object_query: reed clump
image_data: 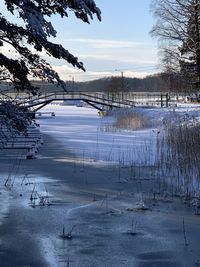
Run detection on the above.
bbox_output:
[157,115,200,199]
[111,109,151,131]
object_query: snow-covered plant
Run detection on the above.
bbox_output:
[0,0,101,93]
[0,101,31,133]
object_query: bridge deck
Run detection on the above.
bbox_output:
[1,91,171,111]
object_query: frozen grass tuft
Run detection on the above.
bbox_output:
[109,108,152,131]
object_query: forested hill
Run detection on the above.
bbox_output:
[0,73,193,93]
[63,73,192,93]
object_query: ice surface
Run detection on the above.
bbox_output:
[38,105,158,166]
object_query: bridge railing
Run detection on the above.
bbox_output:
[4,91,173,108]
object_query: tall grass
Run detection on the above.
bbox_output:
[157,116,200,199]
[109,108,152,131]
[101,107,200,199]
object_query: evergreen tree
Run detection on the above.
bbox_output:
[0,0,101,93]
[0,0,101,135]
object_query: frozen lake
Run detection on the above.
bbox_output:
[0,103,200,267]
[38,105,157,166]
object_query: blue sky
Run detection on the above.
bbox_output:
[1,0,159,81]
[51,0,158,81]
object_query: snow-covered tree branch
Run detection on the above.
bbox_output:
[0,0,101,93]
[0,0,101,135]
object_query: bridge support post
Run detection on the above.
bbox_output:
[161,94,163,107]
[166,93,169,108]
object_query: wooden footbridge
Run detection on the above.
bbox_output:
[6,91,171,112]
[0,90,172,155]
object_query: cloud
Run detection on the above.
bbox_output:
[1,36,158,82]
[78,53,157,65]
[51,64,157,82]
[53,64,83,75]
[79,53,113,59]
[64,38,140,49]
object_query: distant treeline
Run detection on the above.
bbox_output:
[75,73,192,93]
[0,72,194,93]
